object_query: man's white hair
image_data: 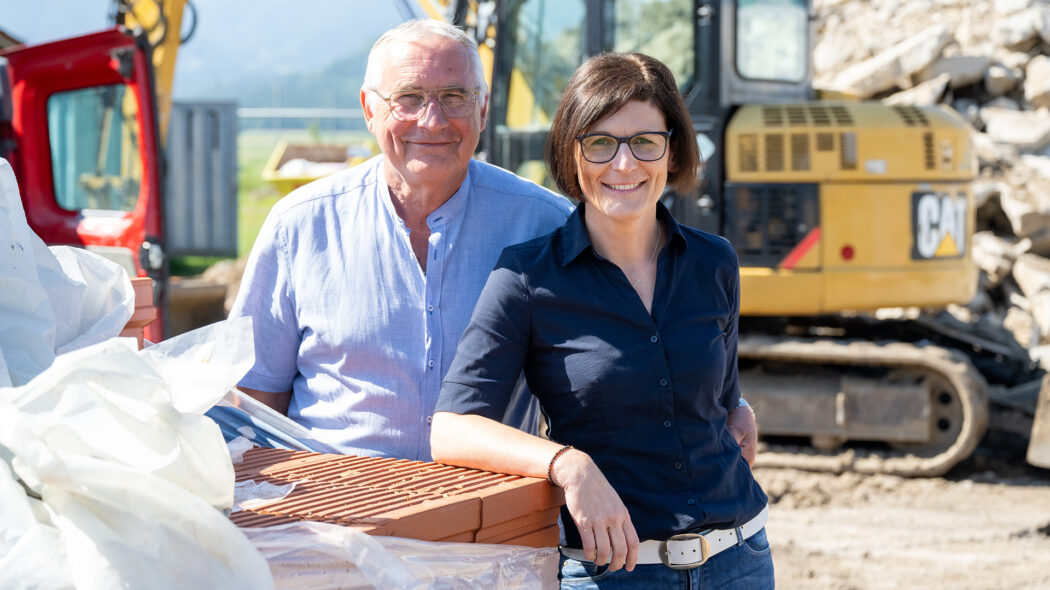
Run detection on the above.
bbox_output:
[362,19,488,101]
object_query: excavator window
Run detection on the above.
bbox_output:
[47,83,142,212]
[504,0,585,130]
[610,0,694,91]
[736,0,808,82]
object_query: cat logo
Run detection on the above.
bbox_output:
[912,191,967,260]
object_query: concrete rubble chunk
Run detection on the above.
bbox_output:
[1004,305,1041,348]
[1040,4,1050,45]
[997,49,1034,71]
[973,231,1022,287]
[972,179,1007,209]
[918,55,993,88]
[994,0,1038,15]
[984,96,1022,111]
[984,63,1022,96]
[1013,253,1050,298]
[884,73,951,106]
[980,107,1050,151]
[954,98,982,126]
[1001,187,1050,246]
[1025,55,1050,109]
[1030,291,1050,342]
[971,130,1017,166]
[1021,154,1050,179]
[813,34,862,75]
[993,7,1043,49]
[829,25,953,98]
[1004,279,1032,310]
[1030,344,1050,368]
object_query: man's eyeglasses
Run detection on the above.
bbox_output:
[576,130,673,164]
[372,86,479,121]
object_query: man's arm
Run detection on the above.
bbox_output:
[238,387,292,416]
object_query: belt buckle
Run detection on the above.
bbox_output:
[659,533,710,570]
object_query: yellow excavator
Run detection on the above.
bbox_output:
[426,0,1050,475]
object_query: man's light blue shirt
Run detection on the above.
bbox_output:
[229,156,572,461]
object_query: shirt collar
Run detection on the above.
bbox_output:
[375,155,472,229]
[427,162,472,227]
[557,200,688,267]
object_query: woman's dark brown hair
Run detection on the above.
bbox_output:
[545,52,699,201]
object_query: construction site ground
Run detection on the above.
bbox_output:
[755,437,1050,589]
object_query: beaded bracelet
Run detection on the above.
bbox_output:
[546,444,574,485]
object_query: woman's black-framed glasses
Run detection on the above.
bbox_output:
[371,86,479,121]
[576,129,673,163]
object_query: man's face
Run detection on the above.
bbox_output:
[362,37,487,189]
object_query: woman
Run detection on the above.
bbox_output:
[431,52,772,588]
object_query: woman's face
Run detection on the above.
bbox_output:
[574,99,671,226]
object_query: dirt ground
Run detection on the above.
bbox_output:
[754,438,1050,589]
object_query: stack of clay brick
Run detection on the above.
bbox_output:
[230,447,564,547]
[120,277,157,349]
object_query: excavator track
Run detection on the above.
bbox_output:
[739,336,989,477]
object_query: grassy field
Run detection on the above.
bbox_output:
[170,129,372,275]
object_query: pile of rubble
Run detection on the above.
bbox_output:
[815,0,1050,369]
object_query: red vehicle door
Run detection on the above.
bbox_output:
[1,27,166,341]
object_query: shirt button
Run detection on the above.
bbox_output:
[650,335,659,343]
[427,305,434,312]
[428,360,435,368]
[659,378,668,387]
[674,461,683,469]
[426,416,433,425]
[687,498,696,505]
[663,420,672,428]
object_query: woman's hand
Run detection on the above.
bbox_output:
[550,449,639,572]
[727,404,758,466]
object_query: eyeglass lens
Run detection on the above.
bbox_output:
[579,132,669,163]
[388,88,476,120]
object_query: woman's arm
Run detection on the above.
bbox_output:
[431,412,639,572]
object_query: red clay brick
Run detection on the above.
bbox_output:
[232,448,564,546]
[475,507,562,543]
[499,525,562,548]
[120,277,157,349]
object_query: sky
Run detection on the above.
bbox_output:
[0,0,406,99]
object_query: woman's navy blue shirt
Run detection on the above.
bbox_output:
[436,203,767,546]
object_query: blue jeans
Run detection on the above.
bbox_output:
[558,528,774,589]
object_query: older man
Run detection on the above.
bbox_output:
[230,19,757,462]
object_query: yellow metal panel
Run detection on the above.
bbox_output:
[740,268,824,316]
[822,265,977,310]
[740,179,976,315]
[506,68,549,128]
[725,102,976,185]
[820,182,972,269]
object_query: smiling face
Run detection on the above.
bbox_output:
[575,99,671,226]
[362,36,487,192]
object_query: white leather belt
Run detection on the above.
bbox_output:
[561,505,769,570]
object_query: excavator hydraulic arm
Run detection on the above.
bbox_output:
[112,0,193,143]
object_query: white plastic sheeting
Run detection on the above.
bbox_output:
[0,157,134,388]
[244,522,560,590]
[0,319,275,590]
